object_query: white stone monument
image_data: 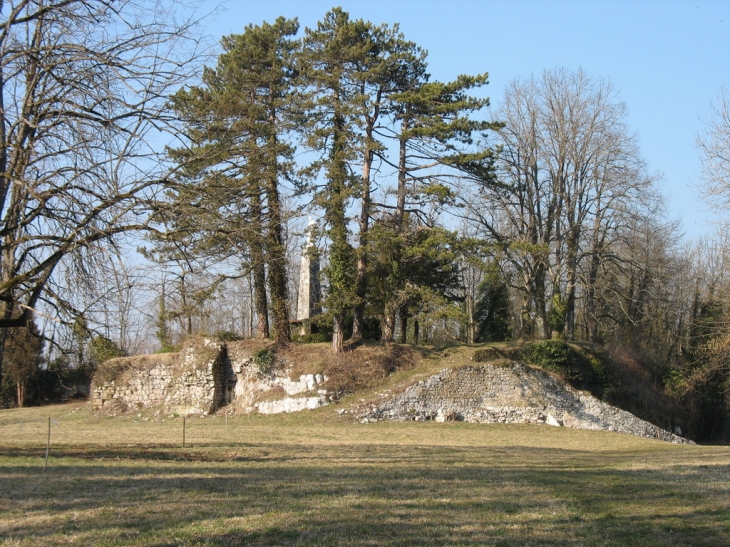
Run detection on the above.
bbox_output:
[296,219,321,334]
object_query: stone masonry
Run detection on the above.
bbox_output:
[92,339,692,443]
[92,338,228,415]
[92,338,330,416]
[360,363,692,444]
[226,342,329,414]
[296,218,322,334]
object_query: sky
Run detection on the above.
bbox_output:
[195,0,730,241]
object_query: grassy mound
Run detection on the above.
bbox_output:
[280,342,422,398]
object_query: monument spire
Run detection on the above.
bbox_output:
[296,218,321,334]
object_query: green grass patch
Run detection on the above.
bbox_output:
[0,403,728,546]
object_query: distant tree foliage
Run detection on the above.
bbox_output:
[473,265,512,343]
[698,87,730,223]
[466,68,657,342]
[2,321,43,407]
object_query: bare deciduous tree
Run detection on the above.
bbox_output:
[698,87,730,220]
[467,68,658,340]
[0,0,205,385]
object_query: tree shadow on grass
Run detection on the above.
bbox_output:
[0,444,728,546]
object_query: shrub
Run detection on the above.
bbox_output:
[525,340,609,397]
[254,346,276,375]
[525,340,571,372]
[291,332,329,344]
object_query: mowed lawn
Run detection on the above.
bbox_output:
[0,404,728,546]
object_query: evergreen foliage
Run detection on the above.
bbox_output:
[473,265,512,342]
[1,322,44,407]
[160,17,300,345]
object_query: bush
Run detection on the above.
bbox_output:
[525,340,608,397]
[525,340,571,372]
[291,332,329,344]
[254,346,276,375]
[215,330,241,342]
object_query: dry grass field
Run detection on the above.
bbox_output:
[0,402,728,546]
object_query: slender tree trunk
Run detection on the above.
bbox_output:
[327,101,352,354]
[265,125,290,345]
[395,117,409,230]
[16,382,23,408]
[352,147,373,340]
[250,195,270,339]
[0,306,8,391]
[533,262,549,340]
[413,318,420,345]
[381,309,396,342]
[400,311,408,344]
[252,260,269,339]
[352,92,381,341]
[248,276,255,338]
[564,228,579,340]
[179,274,193,336]
[379,118,409,346]
[466,294,475,344]
[585,242,602,343]
[520,298,533,339]
[586,257,600,343]
[332,314,345,354]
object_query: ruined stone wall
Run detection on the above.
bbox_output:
[361,363,691,444]
[226,342,329,414]
[91,339,330,416]
[91,340,689,444]
[92,338,227,415]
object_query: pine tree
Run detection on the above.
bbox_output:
[164,18,300,344]
[299,9,372,352]
[373,70,501,340]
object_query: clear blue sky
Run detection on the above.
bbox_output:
[196,0,730,240]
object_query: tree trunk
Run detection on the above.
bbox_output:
[326,93,354,353]
[352,91,381,341]
[265,181,290,344]
[332,314,345,353]
[250,195,270,339]
[395,116,409,230]
[378,118,409,346]
[266,112,290,345]
[0,308,8,391]
[381,309,396,342]
[465,293,475,344]
[252,260,269,339]
[352,147,373,340]
[586,244,602,343]
[413,318,420,345]
[533,262,549,340]
[564,282,576,340]
[399,311,408,344]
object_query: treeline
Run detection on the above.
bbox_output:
[143,9,670,353]
[1,4,729,442]
[147,9,499,353]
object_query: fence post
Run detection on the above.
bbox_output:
[43,417,51,472]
